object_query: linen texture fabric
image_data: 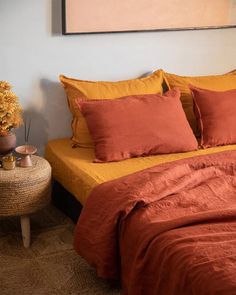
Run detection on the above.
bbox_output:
[190,85,236,148]
[77,89,198,162]
[164,70,236,135]
[60,70,164,148]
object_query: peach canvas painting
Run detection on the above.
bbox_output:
[62,0,236,34]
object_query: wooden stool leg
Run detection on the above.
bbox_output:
[20,215,31,248]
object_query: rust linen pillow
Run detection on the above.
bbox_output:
[76,89,198,163]
[164,70,236,135]
[59,70,164,148]
[190,85,236,148]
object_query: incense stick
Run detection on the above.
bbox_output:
[24,117,27,143]
[24,116,31,144]
[26,117,31,143]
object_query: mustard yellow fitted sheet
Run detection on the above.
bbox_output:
[45,138,236,205]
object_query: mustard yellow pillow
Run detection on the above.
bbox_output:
[60,70,165,148]
[164,70,236,135]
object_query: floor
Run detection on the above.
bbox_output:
[0,205,121,295]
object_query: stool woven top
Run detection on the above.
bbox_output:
[0,156,52,217]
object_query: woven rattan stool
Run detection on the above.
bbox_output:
[0,156,51,248]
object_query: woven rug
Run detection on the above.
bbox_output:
[0,205,121,295]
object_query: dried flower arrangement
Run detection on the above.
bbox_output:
[0,81,23,136]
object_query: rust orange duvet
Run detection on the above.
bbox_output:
[74,150,236,295]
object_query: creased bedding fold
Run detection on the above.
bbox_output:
[74,150,236,295]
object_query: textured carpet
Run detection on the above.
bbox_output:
[0,205,121,295]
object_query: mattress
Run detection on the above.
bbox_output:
[45,138,236,205]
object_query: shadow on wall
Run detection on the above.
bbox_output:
[51,0,62,35]
[16,110,48,155]
[17,79,72,156]
[40,78,72,143]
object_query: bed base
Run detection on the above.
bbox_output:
[51,180,82,223]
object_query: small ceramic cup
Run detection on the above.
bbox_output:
[2,155,16,170]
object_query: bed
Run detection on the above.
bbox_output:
[47,69,236,294]
[46,141,236,294]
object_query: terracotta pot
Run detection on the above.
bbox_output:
[0,133,17,155]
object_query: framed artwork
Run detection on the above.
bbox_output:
[62,0,236,34]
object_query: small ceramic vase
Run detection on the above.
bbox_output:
[0,132,16,155]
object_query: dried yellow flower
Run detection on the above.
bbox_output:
[0,81,23,136]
